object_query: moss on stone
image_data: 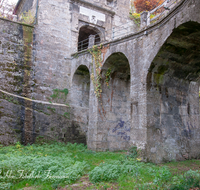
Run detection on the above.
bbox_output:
[157,65,169,75]
[153,73,164,85]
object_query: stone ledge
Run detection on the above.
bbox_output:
[70,0,115,16]
[0,17,34,28]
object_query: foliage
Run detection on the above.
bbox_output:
[150,14,156,19]
[0,182,12,190]
[169,170,200,190]
[63,112,70,119]
[47,107,56,113]
[50,88,68,100]
[129,13,141,26]
[0,142,199,189]
[125,146,138,159]
[89,159,170,183]
[133,0,164,13]
[0,142,89,187]
[20,10,35,25]
[88,45,113,100]
[89,45,103,99]
[47,88,70,120]
[0,142,123,189]
[105,68,112,87]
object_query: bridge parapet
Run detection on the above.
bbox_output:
[142,0,183,27]
[71,0,200,163]
[75,0,185,53]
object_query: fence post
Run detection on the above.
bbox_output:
[112,27,115,40]
[88,35,95,48]
[140,11,150,28]
[81,41,83,51]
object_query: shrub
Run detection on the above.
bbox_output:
[169,170,200,190]
[0,142,89,185]
[89,160,164,183]
[129,13,141,26]
[133,0,164,13]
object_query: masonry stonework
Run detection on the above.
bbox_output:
[71,0,200,162]
[0,0,200,163]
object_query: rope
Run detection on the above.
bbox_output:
[0,89,69,107]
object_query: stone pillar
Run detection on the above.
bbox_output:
[140,11,150,28]
[88,35,95,48]
[22,26,34,145]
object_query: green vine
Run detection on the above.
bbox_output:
[88,45,103,99]
[129,12,141,26]
[105,68,112,87]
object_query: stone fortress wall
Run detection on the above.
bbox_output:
[0,0,200,163]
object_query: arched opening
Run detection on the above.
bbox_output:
[98,52,131,150]
[69,65,90,145]
[78,26,101,51]
[72,65,90,107]
[146,21,200,163]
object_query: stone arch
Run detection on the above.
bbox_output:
[72,65,90,107]
[97,52,131,151]
[102,46,134,79]
[78,25,101,51]
[146,21,200,163]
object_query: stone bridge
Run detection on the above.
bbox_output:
[70,0,200,163]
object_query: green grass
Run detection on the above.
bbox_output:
[0,142,199,190]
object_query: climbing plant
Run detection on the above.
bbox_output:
[129,12,141,26]
[88,45,103,99]
[105,68,112,87]
[88,45,113,100]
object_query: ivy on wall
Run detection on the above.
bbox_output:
[88,45,103,99]
[88,45,112,100]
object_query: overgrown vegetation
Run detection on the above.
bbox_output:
[105,67,112,87]
[89,45,103,99]
[50,88,69,102]
[129,0,164,26]
[0,0,35,25]
[20,10,35,25]
[0,142,199,190]
[129,12,141,26]
[47,88,70,118]
[88,45,113,99]
[132,0,165,13]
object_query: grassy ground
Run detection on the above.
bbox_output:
[0,141,199,190]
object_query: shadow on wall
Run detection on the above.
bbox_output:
[72,65,90,107]
[97,52,131,151]
[146,21,200,163]
[78,25,101,51]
